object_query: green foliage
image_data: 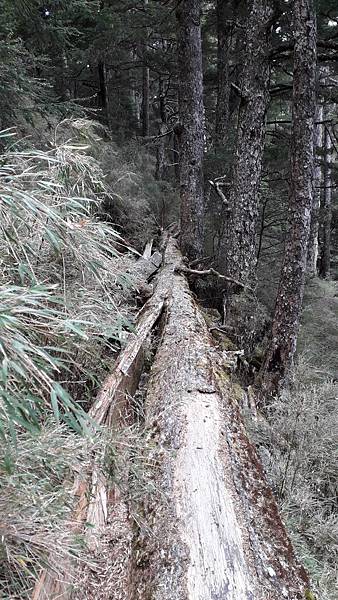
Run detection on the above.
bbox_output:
[98,138,179,248]
[0,121,135,438]
[0,37,51,130]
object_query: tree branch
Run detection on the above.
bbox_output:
[176,266,253,292]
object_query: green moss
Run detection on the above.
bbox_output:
[210,330,237,351]
[214,366,230,384]
[231,383,244,403]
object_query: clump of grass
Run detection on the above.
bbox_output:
[298,278,338,383]
[251,377,338,599]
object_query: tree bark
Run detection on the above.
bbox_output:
[142,0,150,137]
[319,123,333,278]
[307,102,323,276]
[33,240,311,599]
[218,0,273,286]
[131,238,309,599]
[176,0,205,261]
[259,0,317,396]
[214,0,235,149]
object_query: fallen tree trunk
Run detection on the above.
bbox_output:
[32,247,167,600]
[131,238,309,599]
[34,239,310,600]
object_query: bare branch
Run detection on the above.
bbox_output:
[176,266,254,292]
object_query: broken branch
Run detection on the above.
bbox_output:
[176,266,254,292]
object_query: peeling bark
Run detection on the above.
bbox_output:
[131,239,308,600]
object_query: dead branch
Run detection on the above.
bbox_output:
[142,239,154,259]
[208,178,231,209]
[177,265,254,292]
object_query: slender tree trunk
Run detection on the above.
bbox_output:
[142,0,150,137]
[259,0,317,397]
[218,0,273,285]
[319,123,333,278]
[307,103,323,276]
[141,61,150,137]
[155,76,167,180]
[98,60,107,110]
[214,0,235,149]
[155,123,166,180]
[98,2,108,120]
[173,132,180,183]
[55,50,71,101]
[176,0,205,261]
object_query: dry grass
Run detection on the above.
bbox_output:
[245,278,338,599]
[0,120,144,597]
[0,423,95,598]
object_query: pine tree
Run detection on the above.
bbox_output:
[176,0,205,260]
[259,0,317,396]
[218,0,275,286]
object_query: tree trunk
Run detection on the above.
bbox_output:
[97,1,108,117]
[98,60,107,111]
[307,103,323,276]
[218,0,273,286]
[142,0,150,137]
[55,50,71,102]
[258,0,317,396]
[319,123,333,278]
[214,0,235,149]
[176,0,205,261]
[33,240,311,599]
[155,77,167,180]
[131,238,309,599]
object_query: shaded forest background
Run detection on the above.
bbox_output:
[0,1,337,598]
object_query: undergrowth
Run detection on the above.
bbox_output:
[0,119,151,597]
[246,278,338,599]
[0,122,138,431]
[0,424,93,598]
